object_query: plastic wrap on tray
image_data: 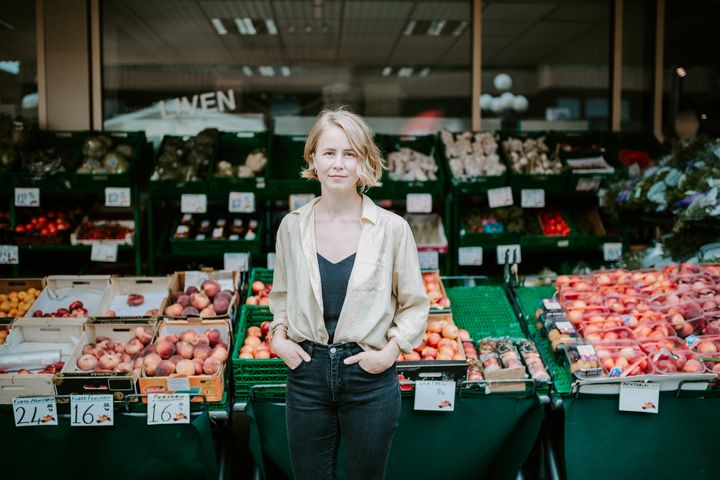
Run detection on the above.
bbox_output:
[649,349,708,375]
[517,340,550,382]
[589,340,653,377]
[544,315,580,352]
[565,343,602,378]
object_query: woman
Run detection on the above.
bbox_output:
[269,107,430,480]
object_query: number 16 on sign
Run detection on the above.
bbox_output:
[148,393,190,425]
[71,394,113,427]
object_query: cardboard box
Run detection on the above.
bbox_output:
[138,318,231,402]
[26,275,110,320]
[163,270,239,321]
[55,319,158,399]
[95,276,172,320]
[405,214,449,253]
[0,317,85,404]
[0,278,45,324]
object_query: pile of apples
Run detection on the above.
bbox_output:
[246,281,271,306]
[0,287,40,318]
[14,210,73,237]
[237,321,275,359]
[164,279,233,318]
[32,300,88,318]
[397,318,468,361]
[423,272,450,309]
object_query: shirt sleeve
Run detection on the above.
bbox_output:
[387,220,430,354]
[269,218,289,337]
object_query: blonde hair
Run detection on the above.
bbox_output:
[301,107,385,191]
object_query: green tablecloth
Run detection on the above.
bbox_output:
[248,392,543,480]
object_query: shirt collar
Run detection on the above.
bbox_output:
[291,193,378,225]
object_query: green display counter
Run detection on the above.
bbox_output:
[247,389,544,480]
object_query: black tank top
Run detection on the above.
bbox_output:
[317,252,356,343]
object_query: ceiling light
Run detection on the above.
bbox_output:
[265,19,278,35]
[676,67,687,77]
[453,21,468,36]
[259,66,275,77]
[398,67,413,77]
[419,67,431,77]
[427,20,446,36]
[403,20,416,35]
[235,18,257,35]
[280,66,291,77]
[242,66,253,76]
[211,18,228,35]
[382,67,392,77]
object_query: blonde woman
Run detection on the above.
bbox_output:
[269,107,429,479]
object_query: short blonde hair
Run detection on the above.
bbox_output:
[301,107,385,191]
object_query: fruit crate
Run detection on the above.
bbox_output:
[266,134,320,198]
[148,134,216,195]
[551,131,615,193]
[209,131,270,196]
[245,267,273,311]
[519,210,576,251]
[458,207,524,248]
[438,130,509,194]
[371,134,445,199]
[447,285,524,340]
[68,130,147,188]
[231,307,286,401]
[514,285,573,394]
[497,131,567,194]
[13,131,88,191]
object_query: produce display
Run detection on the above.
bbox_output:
[32,299,88,318]
[464,341,483,380]
[689,336,720,377]
[387,148,438,181]
[237,321,275,359]
[74,327,153,375]
[20,147,72,177]
[76,135,133,174]
[173,214,258,241]
[215,148,267,178]
[422,272,450,309]
[397,317,467,362]
[74,220,133,242]
[464,207,539,235]
[141,327,229,377]
[477,338,551,383]
[502,137,562,174]
[0,287,40,319]
[9,361,65,375]
[0,325,8,344]
[246,280,271,306]
[405,214,446,249]
[14,208,78,243]
[164,279,233,318]
[151,128,219,181]
[540,211,571,236]
[441,130,506,180]
[590,340,653,377]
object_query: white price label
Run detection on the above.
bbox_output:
[496,244,521,264]
[557,240,570,248]
[458,247,483,266]
[289,194,315,212]
[228,192,255,213]
[521,189,545,208]
[487,187,513,208]
[603,242,623,262]
[406,194,432,213]
[414,380,456,412]
[181,194,207,214]
[224,252,250,272]
[105,187,131,207]
[619,382,660,414]
[91,242,118,262]
[70,395,114,427]
[147,394,190,425]
[267,252,276,269]
[13,397,57,427]
[418,251,439,270]
[256,177,266,189]
[0,245,19,264]
[576,177,601,192]
[14,188,40,207]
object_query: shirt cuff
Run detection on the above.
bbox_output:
[269,320,288,338]
[388,331,414,355]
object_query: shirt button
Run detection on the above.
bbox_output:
[329,347,337,354]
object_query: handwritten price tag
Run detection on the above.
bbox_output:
[147,394,190,425]
[105,187,131,207]
[496,244,521,264]
[521,189,545,208]
[91,243,118,262]
[619,382,660,414]
[71,395,113,427]
[13,397,57,427]
[15,188,40,207]
[181,194,207,214]
[603,242,623,262]
[414,380,456,412]
[418,251,439,270]
[289,194,315,212]
[228,192,255,213]
[406,194,432,213]
[458,247,483,266]
[0,245,19,264]
[487,187,513,208]
[224,252,250,272]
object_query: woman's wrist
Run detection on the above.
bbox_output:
[380,338,400,365]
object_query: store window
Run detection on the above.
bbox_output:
[480,0,611,131]
[621,0,655,132]
[102,0,471,138]
[0,0,37,121]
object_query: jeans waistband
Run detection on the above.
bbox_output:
[299,340,363,356]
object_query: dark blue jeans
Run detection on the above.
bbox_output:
[285,341,401,480]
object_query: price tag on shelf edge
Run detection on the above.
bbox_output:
[0,245,19,264]
[70,394,114,427]
[14,188,40,207]
[576,177,601,192]
[603,242,623,262]
[104,187,131,207]
[147,393,190,425]
[406,193,432,213]
[458,247,483,266]
[228,192,255,213]
[414,380,456,412]
[91,242,118,262]
[181,194,207,214]
[13,397,57,427]
[224,252,250,272]
[496,244,521,264]
[289,194,315,212]
[619,382,659,414]
[418,250,439,270]
[520,189,545,208]
[487,187,513,208]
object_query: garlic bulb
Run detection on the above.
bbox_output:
[503,137,562,175]
[442,130,506,180]
[387,148,438,181]
[216,148,267,177]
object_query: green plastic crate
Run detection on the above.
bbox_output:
[551,131,615,193]
[267,134,320,198]
[497,131,567,194]
[149,134,216,195]
[69,130,147,188]
[209,131,270,195]
[447,285,524,339]
[13,131,88,191]
[245,267,273,312]
[439,130,509,194]
[519,210,575,251]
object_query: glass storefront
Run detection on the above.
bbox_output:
[0,0,37,121]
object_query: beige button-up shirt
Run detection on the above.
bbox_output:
[269,194,430,354]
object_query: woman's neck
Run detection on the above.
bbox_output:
[316,189,362,221]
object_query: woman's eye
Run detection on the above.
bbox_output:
[323,151,333,156]
[345,152,356,158]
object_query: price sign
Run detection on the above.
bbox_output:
[487,187,513,208]
[406,194,432,213]
[71,395,113,427]
[13,397,57,427]
[418,251,439,270]
[458,246,483,266]
[224,252,250,272]
[267,252,276,270]
[181,194,207,214]
[105,187,131,207]
[0,245,19,264]
[603,242,623,262]
[521,189,545,208]
[15,188,40,207]
[289,194,315,212]
[619,382,660,414]
[91,243,118,262]
[496,244,521,264]
[414,380,456,412]
[576,177,601,192]
[147,393,190,425]
[228,192,255,213]
[557,240,570,248]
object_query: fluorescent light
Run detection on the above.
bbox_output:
[235,18,257,35]
[280,66,291,77]
[419,67,431,77]
[242,66,253,76]
[427,20,446,36]
[398,67,413,77]
[382,67,392,77]
[259,66,275,77]
[0,61,19,75]
[676,67,687,77]
[453,21,468,36]
[211,18,228,35]
[403,20,416,35]
[265,19,278,35]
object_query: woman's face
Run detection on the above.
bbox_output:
[313,124,360,192]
